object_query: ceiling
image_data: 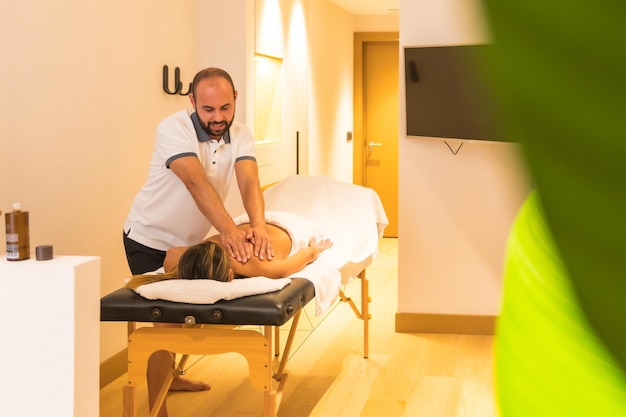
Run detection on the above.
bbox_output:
[327,0,400,15]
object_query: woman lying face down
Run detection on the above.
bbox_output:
[126,223,332,289]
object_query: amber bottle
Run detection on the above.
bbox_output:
[5,203,30,261]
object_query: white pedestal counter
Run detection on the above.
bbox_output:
[0,255,100,417]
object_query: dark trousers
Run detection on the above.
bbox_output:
[123,231,167,275]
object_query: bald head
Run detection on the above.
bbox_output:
[191,67,236,98]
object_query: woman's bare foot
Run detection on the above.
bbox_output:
[170,376,211,391]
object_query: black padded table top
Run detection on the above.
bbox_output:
[100,278,315,326]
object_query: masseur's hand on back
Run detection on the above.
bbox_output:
[219,224,274,263]
[219,225,252,263]
[246,224,274,261]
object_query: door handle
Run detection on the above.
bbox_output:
[368,141,383,151]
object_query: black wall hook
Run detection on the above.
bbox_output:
[162,65,192,96]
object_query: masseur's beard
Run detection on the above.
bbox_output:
[202,113,235,139]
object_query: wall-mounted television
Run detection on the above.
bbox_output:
[404,44,503,141]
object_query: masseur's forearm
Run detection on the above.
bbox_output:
[235,160,275,260]
[241,188,266,228]
[188,181,251,262]
[187,179,238,233]
[236,160,266,227]
[169,156,240,236]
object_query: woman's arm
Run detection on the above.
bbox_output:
[232,238,332,278]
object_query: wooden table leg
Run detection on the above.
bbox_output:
[123,385,136,417]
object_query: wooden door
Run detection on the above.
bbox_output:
[363,40,399,237]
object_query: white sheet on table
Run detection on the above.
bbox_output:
[263,175,389,274]
[262,175,388,313]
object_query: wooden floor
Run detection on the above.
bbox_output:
[100,238,496,417]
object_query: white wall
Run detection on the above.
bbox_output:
[397,0,530,320]
[0,0,356,364]
[198,0,254,125]
[354,14,399,32]
[306,0,354,181]
[0,0,199,361]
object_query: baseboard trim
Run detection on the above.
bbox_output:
[395,312,496,335]
[100,348,128,389]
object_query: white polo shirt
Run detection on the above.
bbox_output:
[124,109,256,250]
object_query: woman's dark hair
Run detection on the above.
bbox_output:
[126,240,231,289]
[177,240,231,282]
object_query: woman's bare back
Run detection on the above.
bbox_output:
[223,223,292,259]
[165,223,293,275]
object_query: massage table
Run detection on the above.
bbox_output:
[100,175,388,417]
